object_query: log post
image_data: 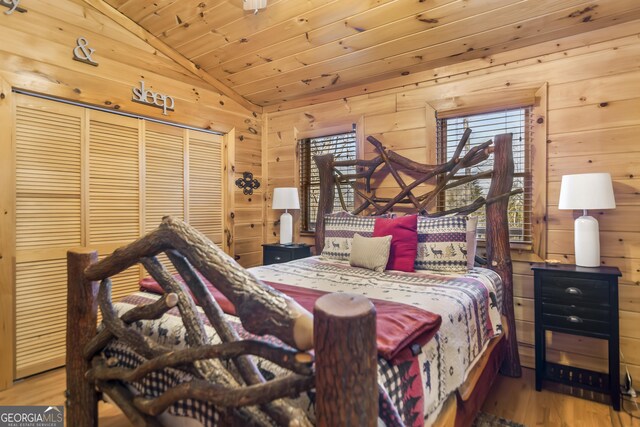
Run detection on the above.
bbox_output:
[485,133,522,378]
[313,154,335,254]
[314,293,377,427]
[66,248,99,426]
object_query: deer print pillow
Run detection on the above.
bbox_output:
[415,215,468,272]
[321,211,392,261]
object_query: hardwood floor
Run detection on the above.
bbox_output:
[0,367,637,426]
[482,368,640,427]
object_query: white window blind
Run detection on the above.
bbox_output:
[437,107,533,244]
[299,132,357,231]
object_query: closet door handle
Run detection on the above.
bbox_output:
[565,287,582,296]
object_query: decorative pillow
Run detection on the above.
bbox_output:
[466,216,479,269]
[349,233,392,272]
[415,215,468,272]
[321,211,392,261]
[373,214,418,272]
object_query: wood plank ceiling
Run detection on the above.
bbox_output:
[106,0,640,109]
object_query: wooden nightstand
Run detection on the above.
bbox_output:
[532,263,622,410]
[262,243,311,265]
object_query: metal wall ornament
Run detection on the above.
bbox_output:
[235,172,260,195]
[132,80,175,115]
[1,0,26,14]
[73,37,99,67]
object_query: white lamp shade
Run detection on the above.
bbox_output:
[558,173,616,210]
[272,187,300,210]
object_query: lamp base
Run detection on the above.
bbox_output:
[574,215,600,267]
[280,212,293,245]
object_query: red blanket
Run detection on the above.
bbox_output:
[139,274,441,362]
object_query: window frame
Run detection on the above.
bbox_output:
[298,129,359,234]
[427,85,547,261]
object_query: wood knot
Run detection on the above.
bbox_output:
[599,102,609,108]
[0,93,6,100]
[536,117,544,124]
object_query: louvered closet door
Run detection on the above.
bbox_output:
[188,130,224,246]
[15,95,83,378]
[144,122,185,273]
[88,111,141,303]
[13,96,227,379]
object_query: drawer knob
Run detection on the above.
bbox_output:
[567,315,583,324]
[274,256,281,261]
[565,287,582,296]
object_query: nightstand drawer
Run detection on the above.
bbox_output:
[540,275,609,306]
[542,313,609,335]
[542,302,609,323]
[263,249,293,265]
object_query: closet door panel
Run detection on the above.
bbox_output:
[144,122,185,231]
[188,130,224,246]
[14,96,82,378]
[144,122,185,274]
[88,110,142,303]
[89,111,140,245]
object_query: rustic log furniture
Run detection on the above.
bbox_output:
[532,263,621,410]
[66,130,520,427]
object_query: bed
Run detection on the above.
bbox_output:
[65,130,521,427]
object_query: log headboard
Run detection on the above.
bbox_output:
[312,131,521,377]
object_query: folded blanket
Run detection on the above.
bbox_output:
[139,273,441,363]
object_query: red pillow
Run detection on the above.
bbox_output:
[373,215,418,272]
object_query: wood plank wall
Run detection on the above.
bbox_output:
[0,0,263,389]
[264,20,640,379]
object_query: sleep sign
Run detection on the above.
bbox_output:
[132,80,175,115]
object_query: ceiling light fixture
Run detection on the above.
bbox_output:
[243,0,267,15]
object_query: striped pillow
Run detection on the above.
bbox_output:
[321,211,392,261]
[415,215,468,272]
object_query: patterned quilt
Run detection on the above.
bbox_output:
[104,256,503,427]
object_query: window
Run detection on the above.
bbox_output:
[437,107,532,244]
[299,131,357,232]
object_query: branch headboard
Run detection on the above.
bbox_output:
[312,131,522,376]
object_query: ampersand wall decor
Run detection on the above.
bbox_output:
[73,37,99,67]
[235,172,260,196]
[1,0,26,14]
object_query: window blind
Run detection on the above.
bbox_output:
[299,132,357,231]
[437,107,533,244]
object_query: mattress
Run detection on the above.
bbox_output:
[102,256,503,427]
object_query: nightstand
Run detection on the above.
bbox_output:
[262,243,311,265]
[532,263,622,410]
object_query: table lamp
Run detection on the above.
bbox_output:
[272,187,300,245]
[558,173,616,267]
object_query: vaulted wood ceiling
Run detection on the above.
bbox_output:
[105,0,640,109]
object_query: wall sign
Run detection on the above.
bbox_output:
[132,80,175,115]
[1,0,26,14]
[235,172,260,195]
[72,37,99,67]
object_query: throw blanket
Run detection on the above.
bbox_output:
[140,273,442,362]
